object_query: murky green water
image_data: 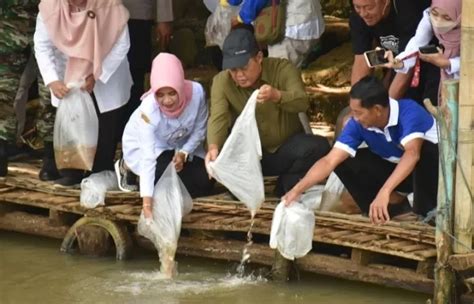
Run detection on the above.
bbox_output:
[1,231,428,304]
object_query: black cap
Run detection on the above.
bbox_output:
[222,28,259,70]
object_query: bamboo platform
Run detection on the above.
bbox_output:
[0,162,440,295]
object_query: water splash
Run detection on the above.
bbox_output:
[158,246,178,278]
[111,268,267,297]
[236,216,255,277]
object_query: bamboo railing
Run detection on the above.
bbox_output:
[454,0,474,254]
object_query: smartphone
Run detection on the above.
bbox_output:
[419,45,439,54]
[363,49,389,68]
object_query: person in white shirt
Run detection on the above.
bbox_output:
[117,53,214,218]
[386,0,461,82]
[34,0,133,186]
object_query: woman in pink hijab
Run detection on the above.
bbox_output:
[34,0,133,186]
[118,53,214,218]
[388,0,461,83]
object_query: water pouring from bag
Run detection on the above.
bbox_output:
[206,91,265,275]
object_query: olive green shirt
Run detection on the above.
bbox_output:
[207,57,308,153]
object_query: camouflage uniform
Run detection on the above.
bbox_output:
[0,0,39,143]
[36,77,55,143]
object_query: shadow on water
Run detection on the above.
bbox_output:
[1,231,428,304]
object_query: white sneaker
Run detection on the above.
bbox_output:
[114,159,138,192]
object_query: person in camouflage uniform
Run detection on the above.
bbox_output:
[0,0,58,180]
[0,0,39,176]
[33,73,59,181]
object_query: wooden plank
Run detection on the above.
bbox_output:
[351,233,384,243]
[0,211,69,239]
[0,177,439,262]
[317,210,435,232]
[297,253,433,294]
[233,218,254,228]
[351,249,376,266]
[324,230,354,239]
[182,212,212,223]
[105,204,137,214]
[314,234,430,261]
[316,216,435,245]
[385,240,415,251]
[113,213,138,222]
[314,227,336,234]
[403,244,431,253]
[413,249,438,259]
[371,239,393,247]
[213,216,248,225]
[448,253,474,271]
[1,190,77,205]
[4,174,140,200]
[181,221,269,236]
[0,193,83,214]
[59,202,85,214]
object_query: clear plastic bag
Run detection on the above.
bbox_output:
[300,184,325,211]
[53,82,98,171]
[204,3,240,49]
[204,0,219,13]
[80,171,118,209]
[319,172,361,214]
[207,90,264,217]
[319,172,345,211]
[137,162,193,277]
[269,200,315,260]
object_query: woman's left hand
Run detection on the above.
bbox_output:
[173,152,186,172]
[418,51,451,69]
[82,74,95,93]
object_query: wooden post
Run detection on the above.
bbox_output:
[425,80,459,304]
[454,0,474,254]
[271,251,292,281]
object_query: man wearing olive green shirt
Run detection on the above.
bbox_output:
[206,27,330,196]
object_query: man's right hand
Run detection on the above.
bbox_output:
[205,145,219,177]
[282,187,302,207]
[48,81,69,99]
[382,50,404,70]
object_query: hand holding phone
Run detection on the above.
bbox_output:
[418,44,450,69]
[364,49,389,68]
[419,45,440,54]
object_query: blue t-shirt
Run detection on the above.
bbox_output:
[335,98,438,163]
[227,0,270,24]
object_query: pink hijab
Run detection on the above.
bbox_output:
[142,53,193,119]
[38,0,129,83]
[431,0,461,60]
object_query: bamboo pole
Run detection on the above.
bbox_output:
[425,80,459,304]
[454,0,474,254]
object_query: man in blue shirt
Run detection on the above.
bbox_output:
[283,76,438,224]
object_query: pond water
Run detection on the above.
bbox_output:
[0,231,428,304]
